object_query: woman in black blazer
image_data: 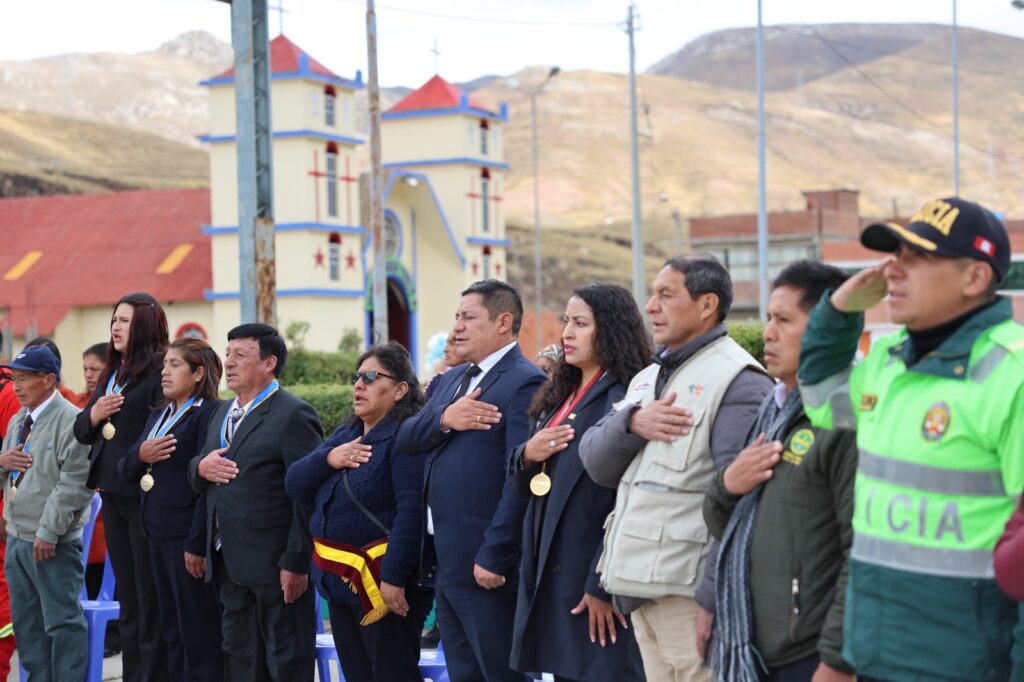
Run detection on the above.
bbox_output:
[119,338,225,682]
[510,283,652,682]
[73,291,170,682]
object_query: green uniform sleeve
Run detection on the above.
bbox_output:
[799,294,865,431]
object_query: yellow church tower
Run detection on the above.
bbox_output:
[200,35,367,351]
[199,43,509,374]
[382,76,510,284]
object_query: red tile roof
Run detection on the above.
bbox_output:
[387,74,490,114]
[214,34,342,82]
[0,189,211,336]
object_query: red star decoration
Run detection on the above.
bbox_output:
[471,261,479,275]
[313,248,325,268]
[345,251,357,270]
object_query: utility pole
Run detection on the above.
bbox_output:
[952,0,960,196]
[756,0,769,320]
[626,4,645,309]
[529,67,559,352]
[231,0,276,325]
[367,0,388,344]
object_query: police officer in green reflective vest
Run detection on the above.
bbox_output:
[798,197,1024,682]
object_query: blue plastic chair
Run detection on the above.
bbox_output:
[314,592,343,681]
[419,640,449,682]
[78,504,118,682]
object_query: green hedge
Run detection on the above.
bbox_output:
[280,350,359,386]
[286,383,353,435]
[728,320,765,367]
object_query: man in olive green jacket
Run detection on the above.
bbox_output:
[704,260,856,681]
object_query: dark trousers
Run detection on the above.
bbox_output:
[101,491,168,682]
[328,585,433,682]
[149,537,224,682]
[435,585,528,682]
[766,654,820,682]
[215,550,315,682]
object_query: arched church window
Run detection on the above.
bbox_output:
[326,143,338,218]
[480,168,491,233]
[325,86,337,127]
[328,233,341,281]
[383,210,402,259]
[480,119,490,155]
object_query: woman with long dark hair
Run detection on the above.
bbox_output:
[74,291,170,682]
[510,283,651,682]
[285,342,430,681]
[118,338,225,681]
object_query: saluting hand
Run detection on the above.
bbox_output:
[723,434,782,496]
[628,392,693,443]
[89,394,125,427]
[441,388,502,432]
[830,257,893,313]
[522,425,574,464]
[326,437,372,469]
[0,444,32,473]
[139,435,176,464]
[197,447,239,485]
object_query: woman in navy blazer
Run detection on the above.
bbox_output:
[119,337,225,682]
[510,283,652,682]
[286,343,429,682]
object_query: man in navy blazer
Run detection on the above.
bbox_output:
[397,280,545,682]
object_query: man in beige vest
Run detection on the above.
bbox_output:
[580,256,771,681]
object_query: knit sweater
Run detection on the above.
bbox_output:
[285,414,424,606]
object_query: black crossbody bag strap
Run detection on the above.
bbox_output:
[342,470,391,537]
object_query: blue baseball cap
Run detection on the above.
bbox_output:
[2,346,61,377]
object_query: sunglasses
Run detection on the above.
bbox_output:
[350,370,398,385]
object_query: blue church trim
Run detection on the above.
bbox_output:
[199,130,364,145]
[205,288,364,300]
[200,69,364,90]
[383,157,509,171]
[466,236,512,247]
[382,99,508,123]
[202,223,364,236]
[372,170,466,268]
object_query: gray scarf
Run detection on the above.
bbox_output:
[712,386,805,682]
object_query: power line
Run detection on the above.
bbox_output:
[334,0,619,28]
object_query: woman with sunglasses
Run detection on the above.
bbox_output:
[285,343,430,681]
[510,283,651,682]
[73,291,170,682]
[117,338,225,681]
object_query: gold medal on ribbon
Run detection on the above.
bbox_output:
[140,472,155,492]
[8,485,16,501]
[530,469,552,496]
[102,421,116,440]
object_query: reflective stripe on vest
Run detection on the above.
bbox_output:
[858,449,1006,497]
[802,367,855,430]
[851,534,995,579]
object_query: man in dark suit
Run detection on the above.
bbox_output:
[397,280,546,682]
[188,324,323,682]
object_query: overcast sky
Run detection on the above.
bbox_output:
[3,0,1024,87]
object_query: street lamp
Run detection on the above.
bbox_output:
[516,66,560,351]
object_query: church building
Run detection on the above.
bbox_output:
[0,34,511,382]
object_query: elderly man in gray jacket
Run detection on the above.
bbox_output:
[580,256,771,681]
[0,346,93,681]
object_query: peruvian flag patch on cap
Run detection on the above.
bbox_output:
[975,236,996,257]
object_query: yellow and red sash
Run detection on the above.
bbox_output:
[312,537,389,625]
